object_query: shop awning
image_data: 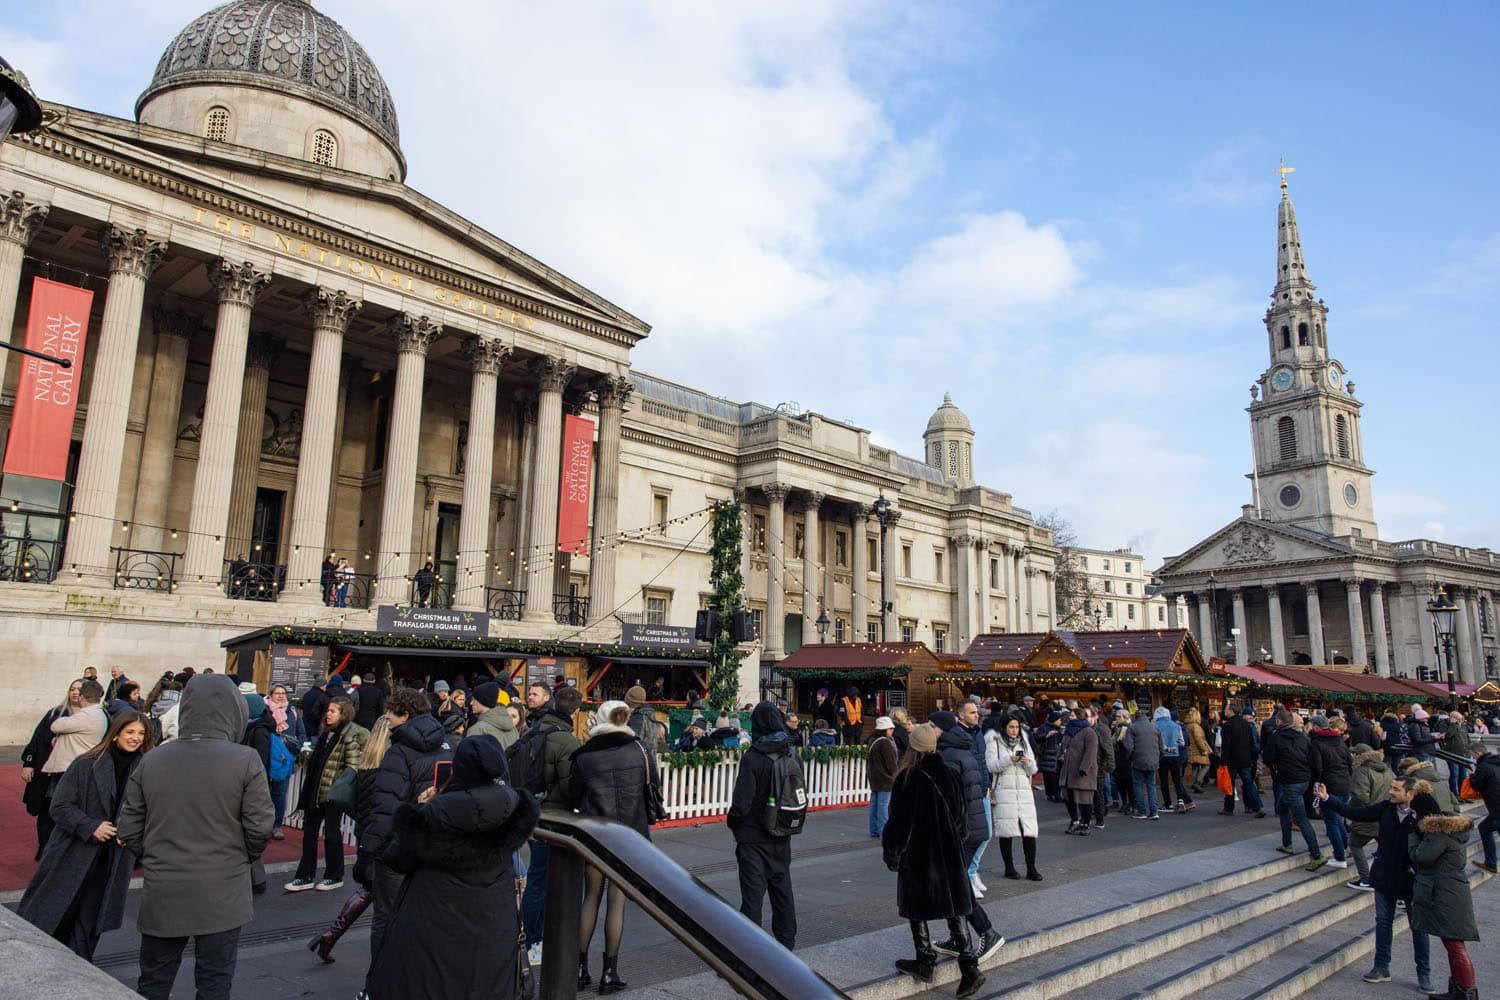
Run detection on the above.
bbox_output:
[331,644,520,661]
[593,655,711,669]
[1227,664,1297,686]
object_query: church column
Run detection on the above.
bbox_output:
[521,356,574,621]
[1468,591,1487,683]
[1197,596,1215,658]
[510,393,535,587]
[849,504,870,631]
[586,376,631,625]
[976,540,990,636]
[1305,582,1326,664]
[0,192,48,399]
[324,358,359,551]
[64,228,168,581]
[375,314,442,600]
[1369,583,1391,677]
[1389,583,1419,677]
[1046,569,1057,627]
[1453,589,1477,685]
[453,337,510,612]
[130,308,197,552]
[225,335,277,561]
[285,288,360,604]
[881,509,901,640]
[764,484,789,655]
[179,261,272,591]
[799,492,824,641]
[952,534,972,650]
[1166,593,1181,629]
[1230,588,1248,664]
[1266,585,1288,665]
[1344,579,1369,669]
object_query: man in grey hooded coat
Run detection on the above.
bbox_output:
[118,674,275,1000]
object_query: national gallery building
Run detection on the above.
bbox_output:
[0,2,1058,741]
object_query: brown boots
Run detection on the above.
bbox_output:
[307,888,372,963]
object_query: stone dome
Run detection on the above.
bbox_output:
[138,0,400,151]
[925,392,974,435]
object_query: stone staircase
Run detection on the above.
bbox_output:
[619,805,1493,1000]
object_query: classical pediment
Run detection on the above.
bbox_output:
[1158,517,1352,577]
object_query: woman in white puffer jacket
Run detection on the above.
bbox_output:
[985,716,1042,881]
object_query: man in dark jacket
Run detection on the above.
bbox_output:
[352,673,386,730]
[1341,705,1380,752]
[363,687,453,967]
[956,701,992,885]
[1091,707,1115,826]
[1264,711,1325,869]
[1316,777,1433,990]
[728,701,802,949]
[300,678,329,738]
[118,675,274,1000]
[1307,716,1352,866]
[1123,710,1163,819]
[867,716,899,838]
[1469,745,1499,874]
[1219,706,1265,816]
[929,711,1004,961]
[521,684,583,963]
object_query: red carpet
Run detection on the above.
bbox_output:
[0,764,308,891]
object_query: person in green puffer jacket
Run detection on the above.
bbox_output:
[1345,744,1393,889]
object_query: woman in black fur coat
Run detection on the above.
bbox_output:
[881,722,985,999]
[369,735,538,1000]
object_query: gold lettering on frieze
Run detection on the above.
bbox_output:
[186,202,535,330]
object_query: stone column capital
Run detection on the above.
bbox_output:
[1342,576,1363,591]
[101,226,168,280]
[1304,580,1322,594]
[388,313,443,355]
[463,335,512,377]
[0,191,48,247]
[954,532,979,547]
[530,354,576,393]
[151,306,202,345]
[884,508,902,528]
[798,490,825,513]
[595,373,634,411]
[208,259,271,307]
[245,333,279,370]
[303,286,362,331]
[762,483,791,505]
[848,501,871,522]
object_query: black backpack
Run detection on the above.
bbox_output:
[762,751,808,837]
[507,725,551,797]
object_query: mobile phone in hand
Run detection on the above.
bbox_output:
[432,759,453,790]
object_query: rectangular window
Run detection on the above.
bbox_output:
[752,513,767,552]
[1124,562,1132,574]
[1127,604,1136,621]
[1102,558,1111,571]
[835,617,848,643]
[900,619,915,643]
[867,619,879,643]
[652,492,669,530]
[1105,601,1114,617]
[990,558,1000,589]
[834,530,848,567]
[1158,605,1165,622]
[751,608,764,638]
[1125,581,1134,595]
[1078,556,1087,570]
[867,537,878,572]
[933,624,948,653]
[644,590,670,625]
[934,549,945,584]
[1104,579,1112,593]
[902,544,912,578]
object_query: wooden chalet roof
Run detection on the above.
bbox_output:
[776,642,939,676]
[957,629,1209,676]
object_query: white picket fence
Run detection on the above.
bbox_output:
[282,752,871,842]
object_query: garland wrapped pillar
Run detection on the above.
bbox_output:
[708,498,745,711]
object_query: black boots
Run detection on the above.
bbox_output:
[306,888,372,963]
[578,952,592,989]
[599,954,627,994]
[998,839,1021,879]
[957,956,986,999]
[895,920,937,983]
[1023,836,1043,880]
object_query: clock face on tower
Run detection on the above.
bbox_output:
[1326,366,1342,389]
[1271,368,1294,392]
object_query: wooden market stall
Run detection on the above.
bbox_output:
[774,642,943,737]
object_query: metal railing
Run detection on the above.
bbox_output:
[111,547,180,591]
[554,594,589,625]
[485,586,526,619]
[323,571,376,609]
[222,559,283,601]
[0,531,59,583]
[409,576,454,609]
[536,811,846,1000]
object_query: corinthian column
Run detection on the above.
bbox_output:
[850,504,870,632]
[522,355,575,621]
[454,336,511,611]
[1266,586,1288,664]
[0,192,48,395]
[225,335,277,560]
[179,260,272,591]
[1370,584,1391,677]
[881,509,901,640]
[64,227,167,581]
[764,484,789,655]
[375,314,442,599]
[131,308,198,551]
[587,374,631,623]
[1344,579,1368,669]
[800,492,824,641]
[1306,582,1326,664]
[285,288,360,603]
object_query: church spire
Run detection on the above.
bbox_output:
[1275,161,1315,295]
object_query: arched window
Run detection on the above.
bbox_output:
[947,441,959,477]
[1297,322,1309,346]
[1280,325,1291,349]
[1335,414,1350,458]
[930,442,942,466]
[311,129,338,167]
[1277,415,1297,460]
[204,106,231,142]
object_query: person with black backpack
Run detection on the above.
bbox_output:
[518,684,582,968]
[728,701,805,950]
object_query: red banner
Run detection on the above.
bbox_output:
[3,278,93,481]
[557,414,594,555]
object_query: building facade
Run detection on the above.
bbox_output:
[1058,546,1185,632]
[0,2,1058,741]
[1157,176,1500,683]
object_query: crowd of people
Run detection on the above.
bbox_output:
[13,661,1498,1000]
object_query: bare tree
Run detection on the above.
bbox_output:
[1035,510,1099,630]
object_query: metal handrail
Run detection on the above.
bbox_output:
[111,546,180,591]
[222,558,283,601]
[554,593,589,625]
[409,575,453,609]
[485,586,526,620]
[535,812,846,1000]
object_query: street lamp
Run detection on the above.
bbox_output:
[0,55,43,145]
[815,608,831,644]
[1427,587,1459,711]
[872,492,893,640]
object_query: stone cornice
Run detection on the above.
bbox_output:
[0,190,48,247]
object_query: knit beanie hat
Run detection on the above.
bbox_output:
[625,685,648,710]
[929,710,958,732]
[472,682,501,709]
[909,722,939,753]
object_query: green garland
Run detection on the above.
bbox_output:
[662,744,869,769]
[780,667,911,679]
[262,626,707,661]
[707,500,745,711]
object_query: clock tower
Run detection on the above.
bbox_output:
[1247,169,1378,539]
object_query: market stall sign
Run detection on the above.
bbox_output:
[989,660,1023,671]
[1104,657,1147,672]
[940,659,975,673]
[620,623,707,650]
[1042,659,1080,670]
[270,644,328,694]
[375,605,489,639]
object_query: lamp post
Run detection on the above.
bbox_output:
[873,492,893,640]
[1427,587,1459,711]
[1093,606,1103,631]
[815,608,831,644]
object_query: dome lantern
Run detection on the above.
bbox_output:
[923,392,975,487]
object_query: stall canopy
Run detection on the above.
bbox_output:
[953,628,1216,685]
[776,642,935,679]
[1224,662,1457,705]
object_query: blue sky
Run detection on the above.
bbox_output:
[7,1,1497,566]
